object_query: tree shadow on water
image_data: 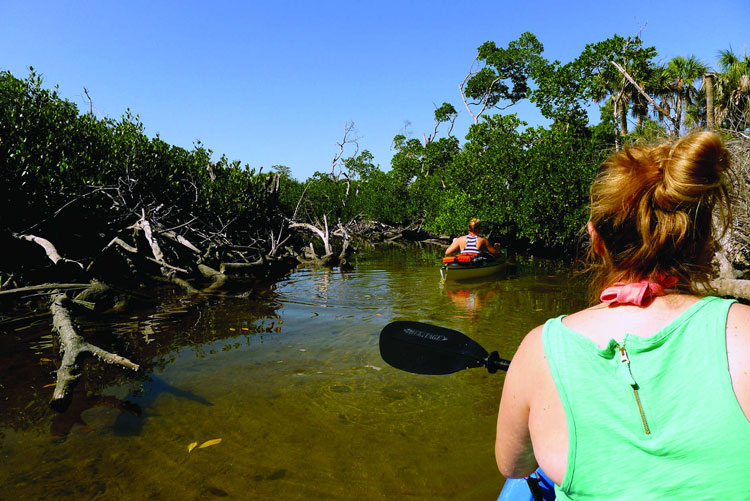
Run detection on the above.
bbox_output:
[111,374,213,436]
[50,374,212,438]
[50,385,141,438]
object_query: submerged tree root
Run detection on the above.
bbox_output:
[50,292,139,410]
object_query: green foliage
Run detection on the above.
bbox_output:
[626,119,670,143]
[0,69,280,244]
[293,171,349,224]
[464,33,545,112]
[354,170,410,225]
[418,114,604,247]
[714,49,750,132]
[433,102,458,124]
[429,190,477,236]
[514,126,603,245]
[344,150,377,181]
[10,32,739,259]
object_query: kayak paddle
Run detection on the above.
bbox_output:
[379,320,510,375]
[379,322,553,500]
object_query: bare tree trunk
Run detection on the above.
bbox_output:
[612,97,620,151]
[705,73,716,130]
[674,95,683,136]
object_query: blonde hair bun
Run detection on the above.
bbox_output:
[587,131,733,301]
[654,131,730,212]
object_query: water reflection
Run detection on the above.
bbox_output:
[442,282,502,320]
[0,246,588,500]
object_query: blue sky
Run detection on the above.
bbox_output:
[2,1,748,180]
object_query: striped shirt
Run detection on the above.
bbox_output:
[464,234,479,253]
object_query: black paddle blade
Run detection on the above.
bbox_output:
[379,320,491,375]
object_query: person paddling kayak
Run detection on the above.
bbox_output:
[496,131,750,499]
[445,218,502,257]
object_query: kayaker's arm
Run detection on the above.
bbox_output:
[496,325,542,478]
[445,236,463,256]
[727,302,750,421]
[477,237,501,256]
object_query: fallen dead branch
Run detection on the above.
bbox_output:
[50,292,139,410]
[0,283,92,297]
[14,233,84,271]
[708,279,750,301]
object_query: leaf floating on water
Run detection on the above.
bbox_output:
[39,358,53,362]
[187,441,198,453]
[199,438,222,449]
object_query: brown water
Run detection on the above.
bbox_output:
[0,246,587,500]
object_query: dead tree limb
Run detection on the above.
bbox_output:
[610,60,678,133]
[337,223,353,269]
[290,216,333,256]
[330,121,359,181]
[14,233,84,271]
[198,264,228,291]
[50,292,139,409]
[135,210,166,264]
[106,237,189,274]
[459,59,506,124]
[157,229,202,254]
[0,283,91,297]
[219,256,270,276]
[707,279,750,301]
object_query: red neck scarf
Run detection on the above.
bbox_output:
[600,275,678,306]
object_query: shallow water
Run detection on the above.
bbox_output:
[0,245,587,500]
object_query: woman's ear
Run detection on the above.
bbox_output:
[587,221,605,257]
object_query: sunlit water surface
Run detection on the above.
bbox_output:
[0,246,587,500]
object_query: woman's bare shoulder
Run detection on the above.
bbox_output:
[511,324,546,372]
[555,304,609,338]
[728,301,750,327]
[727,302,750,419]
[728,302,750,343]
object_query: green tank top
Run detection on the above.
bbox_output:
[543,296,750,500]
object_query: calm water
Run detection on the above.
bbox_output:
[0,245,587,500]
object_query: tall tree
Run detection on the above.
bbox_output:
[663,55,709,135]
[715,48,750,132]
[575,35,657,145]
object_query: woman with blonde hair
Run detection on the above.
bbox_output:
[496,131,750,498]
[445,218,501,257]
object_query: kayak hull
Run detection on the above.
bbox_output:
[440,260,506,281]
[498,468,555,500]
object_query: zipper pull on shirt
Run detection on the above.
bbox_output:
[615,343,651,434]
[616,343,637,386]
[619,344,629,364]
